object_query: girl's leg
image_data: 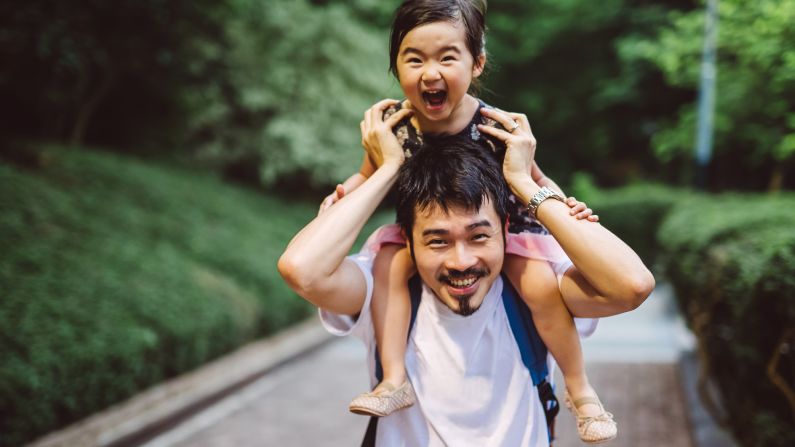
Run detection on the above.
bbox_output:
[370,244,415,389]
[503,255,603,417]
[349,244,417,416]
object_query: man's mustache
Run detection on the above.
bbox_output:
[437,267,489,284]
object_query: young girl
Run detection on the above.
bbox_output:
[321,1,618,443]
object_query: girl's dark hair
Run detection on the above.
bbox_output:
[395,134,508,248]
[389,0,487,81]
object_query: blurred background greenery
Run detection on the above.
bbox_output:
[1,0,793,446]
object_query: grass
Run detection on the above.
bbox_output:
[0,145,393,446]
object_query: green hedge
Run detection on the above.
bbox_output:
[575,178,795,446]
[0,146,392,446]
[657,194,795,447]
[571,177,682,267]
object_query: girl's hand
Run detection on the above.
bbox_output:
[565,196,599,222]
[477,107,538,187]
[360,99,413,169]
[318,184,346,215]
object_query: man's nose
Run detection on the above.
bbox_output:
[445,243,477,272]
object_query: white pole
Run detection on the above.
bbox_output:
[695,0,719,189]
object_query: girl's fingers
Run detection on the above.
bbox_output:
[335,184,345,199]
[569,203,586,215]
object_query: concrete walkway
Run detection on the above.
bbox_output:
[136,283,702,447]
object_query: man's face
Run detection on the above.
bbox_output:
[410,198,504,316]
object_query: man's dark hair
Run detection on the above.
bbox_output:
[395,134,509,250]
[389,0,487,87]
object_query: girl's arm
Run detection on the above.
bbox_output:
[531,161,563,194]
[319,153,377,214]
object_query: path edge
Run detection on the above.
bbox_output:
[26,318,332,447]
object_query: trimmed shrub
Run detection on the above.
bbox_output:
[571,176,684,267]
[657,194,795,447]
[0,146,393,446]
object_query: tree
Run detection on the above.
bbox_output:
[483,0,697,187]
[621,0,795,190]
[0,0,229,147]
[186,0,399,189]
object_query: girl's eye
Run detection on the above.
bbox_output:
[442,56,457,62]
[407,58,422,64]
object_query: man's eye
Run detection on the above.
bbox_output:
[428,239,447,246]
[473,234,489,241]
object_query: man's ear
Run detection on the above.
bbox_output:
[473,52,486,78]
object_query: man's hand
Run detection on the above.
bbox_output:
[360,99,413,169]
[477,107,539,194]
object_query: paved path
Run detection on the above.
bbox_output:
[143,283,697,446]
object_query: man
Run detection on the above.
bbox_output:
[278,101,655,446]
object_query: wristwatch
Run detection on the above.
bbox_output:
[527,187,565,218]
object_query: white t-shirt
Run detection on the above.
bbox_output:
[320,250,597,447]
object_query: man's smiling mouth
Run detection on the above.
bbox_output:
[439,268,488,295]
[449,276,477,288]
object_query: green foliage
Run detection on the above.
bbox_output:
[0,146,392,445]
[573,182,795,445]
[0,0,230,146]
[187,0,399,187]
[571,175,683,266]
[657,194,795,447]
[484,0,696,187]
[622,0,795,189]
[0,0,398,189]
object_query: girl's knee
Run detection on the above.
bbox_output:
[504,255,562,312]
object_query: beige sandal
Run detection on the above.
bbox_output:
[348,380,417,417]
[564,390,618,444]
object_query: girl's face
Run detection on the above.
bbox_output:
[396,20,485,127]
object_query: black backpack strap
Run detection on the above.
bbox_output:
[360,416,378,447]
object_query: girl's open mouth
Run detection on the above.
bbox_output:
[422,90,447,110]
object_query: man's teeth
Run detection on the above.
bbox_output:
[450,277,477,288]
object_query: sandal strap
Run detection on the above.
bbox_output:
[572,395,603,409]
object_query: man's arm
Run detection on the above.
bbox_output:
[278,100,411,315]
[478,109,655,318]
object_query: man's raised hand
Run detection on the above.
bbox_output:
[477,107,538,189]
[360,99,413,169]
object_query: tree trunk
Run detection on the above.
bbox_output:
[768,163,784,193]
[70,67,115,145]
